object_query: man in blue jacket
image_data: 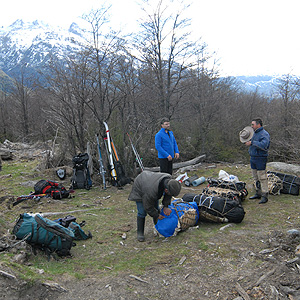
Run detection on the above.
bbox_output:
[155,118,179,175]
[244,118,270,204]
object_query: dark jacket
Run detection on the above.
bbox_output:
[155,128,179,159]
[128,171,172,220]
[249,127,270,157]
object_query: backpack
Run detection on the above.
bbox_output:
[13,213,75,257]
[71,153,92,190]
[68,221,92,240]
[54,215,92,240]
[114,161,131,187]
[34,179,70,199]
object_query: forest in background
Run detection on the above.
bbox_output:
[0,1,300,175]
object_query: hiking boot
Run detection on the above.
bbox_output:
[137,216,145,242]
[259,193,268,204]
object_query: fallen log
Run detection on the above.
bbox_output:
[41,207,110,217]
[144,154,206,172]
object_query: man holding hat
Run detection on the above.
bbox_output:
[240,118,270,204]
[128,170,181,241]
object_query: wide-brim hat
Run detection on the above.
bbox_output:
[239,126,254,143]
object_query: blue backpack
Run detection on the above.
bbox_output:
[13,213,75,257]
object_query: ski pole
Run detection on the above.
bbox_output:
[96,134,106,189]
[127,133,144,171]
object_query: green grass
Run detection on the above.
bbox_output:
[1,158,300,285]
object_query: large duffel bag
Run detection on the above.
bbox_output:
[268,171,300,195]
[182,193,245,223]
[13,213,75,257]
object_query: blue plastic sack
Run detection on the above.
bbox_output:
[155,201,199,237]
[155,208,178,237]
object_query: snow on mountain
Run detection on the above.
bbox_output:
[233,75,282,97]
[0,19,296,98]
[0,19,89,76]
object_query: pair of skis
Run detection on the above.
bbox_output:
[95,122,118,188]
[96,122,144,188]
[103,122,118,186]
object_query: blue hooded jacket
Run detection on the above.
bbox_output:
[249,127,270,157]
[155,128,179,159]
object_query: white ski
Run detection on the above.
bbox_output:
[103,122,118,184]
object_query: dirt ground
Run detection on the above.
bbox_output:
[1,145,300,299]
[2,224,300,300]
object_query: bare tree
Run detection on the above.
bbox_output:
[270,74,300,161]
[134,0,198,118]
[82,8,128,124]
[10,66,36,139]
[45,53,95,153]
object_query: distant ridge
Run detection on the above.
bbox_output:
[234,75,283,97]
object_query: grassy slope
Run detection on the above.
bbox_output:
[0,159,299,286]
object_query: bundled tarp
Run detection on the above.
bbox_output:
[202,186,244,204]
[155,200,199,237]
[267,173,283,195]
[206,177,248,203]
[182,193,245,223]
[267,171,300,196]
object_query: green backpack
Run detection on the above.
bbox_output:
[13,213,75,257]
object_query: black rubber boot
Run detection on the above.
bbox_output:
[249,181,261,199]
[249,192,261,199]
[137,216,145,242]
[259,193,268,204]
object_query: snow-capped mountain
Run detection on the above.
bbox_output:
[0,19,296,97]
[0,19,89,78]
[234,75,280,96]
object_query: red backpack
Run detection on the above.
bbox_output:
[34,180,70,199]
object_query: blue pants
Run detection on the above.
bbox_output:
[136,201,159,218]
[250,157,267,171]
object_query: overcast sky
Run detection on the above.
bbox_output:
[1,0,299,77]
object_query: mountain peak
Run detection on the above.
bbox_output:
[7,19,51,31]
[0,19,89,76]
[68,22,87,37]
[9,19,24,28]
